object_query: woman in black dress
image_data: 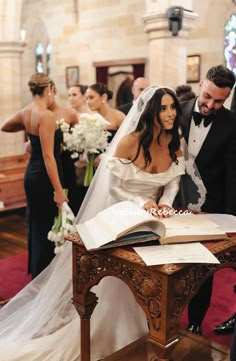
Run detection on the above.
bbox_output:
[1,72,68,278]
[86,83,125,166]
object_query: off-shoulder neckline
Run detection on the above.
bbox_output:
[110,156,184,175]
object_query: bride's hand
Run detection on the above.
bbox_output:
[143,200,160,217]
[158,204,174,218]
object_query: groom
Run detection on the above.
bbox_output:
[176,64,236,335]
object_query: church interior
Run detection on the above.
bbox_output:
[0,0,236,360]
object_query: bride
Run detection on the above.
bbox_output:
[0,86,186,360]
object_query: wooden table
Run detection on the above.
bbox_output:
[68,234,236,361]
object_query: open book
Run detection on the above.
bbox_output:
[75,201,228,251]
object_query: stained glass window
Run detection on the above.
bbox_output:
[224,14,236,75]
[35,42,44,73]
[35,41,51,74]
[46,43,52,75]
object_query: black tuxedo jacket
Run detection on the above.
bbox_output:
[179,98,236,215]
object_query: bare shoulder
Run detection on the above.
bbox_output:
[112,108,126,127]
[114,133,138,158]
[39,109,55,128]
[57,104,78,125]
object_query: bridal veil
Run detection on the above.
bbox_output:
[0,86,160,360]
[0,85,205,360]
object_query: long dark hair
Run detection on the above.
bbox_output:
[89,83,113,100]
[132,87,182,167]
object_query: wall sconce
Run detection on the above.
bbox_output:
[166,6,184,36]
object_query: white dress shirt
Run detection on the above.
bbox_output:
[188,99,212,158]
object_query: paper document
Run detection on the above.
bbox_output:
[205,214,236,233]
[134,242,220,266]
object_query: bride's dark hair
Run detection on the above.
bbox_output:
[132,87,182,167]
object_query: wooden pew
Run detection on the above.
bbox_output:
[0,154,29,212]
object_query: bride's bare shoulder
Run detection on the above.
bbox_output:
[114,132,138,158]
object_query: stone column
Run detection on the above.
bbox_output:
[0,41,25,157]
[0,0,25,157]
[143,1,198,87]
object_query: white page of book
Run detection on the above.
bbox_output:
[77,218,114,249]
[205,214,236,233]
[96,201,155,236]
[134,243,220,266]
[161,213,221,229]
[165,227,226,237]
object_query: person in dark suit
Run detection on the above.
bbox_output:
[211,85,236,335]
[119,77,149,114]
[177,64,236,336]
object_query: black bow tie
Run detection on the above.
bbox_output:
[193,111,213,127]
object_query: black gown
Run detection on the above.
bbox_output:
[24,129,64,278]
[60,151,87,215]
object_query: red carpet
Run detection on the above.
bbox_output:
[0,252,31,301]
[180,267,235,348]
[0,253,234,348]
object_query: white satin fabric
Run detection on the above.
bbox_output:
[0,86,187,361]
[107,156,185,208]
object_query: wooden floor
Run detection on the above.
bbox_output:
[0,208,231,361]
[103,331,230,361]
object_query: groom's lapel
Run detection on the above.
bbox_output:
[181,98,196,143]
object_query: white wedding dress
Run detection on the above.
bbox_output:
[0,86,187,361]
[0,158,185,361]
[107,156,185,208]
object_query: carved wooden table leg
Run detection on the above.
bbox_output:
[73,291,98,361]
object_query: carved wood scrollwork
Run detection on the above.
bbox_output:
[73,242,236,337]
[75,246,162,331]
[167,249,236,335]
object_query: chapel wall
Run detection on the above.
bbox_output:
[0,0,235,157]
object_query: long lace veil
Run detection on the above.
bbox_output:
[75,85,161,223]
[180,137,206,212]
[0,85,160,360]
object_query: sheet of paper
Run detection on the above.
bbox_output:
[133,242,220,266]
[205,214,236,233]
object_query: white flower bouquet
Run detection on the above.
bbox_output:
[48,202,75,254]
[57,113,111,186]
